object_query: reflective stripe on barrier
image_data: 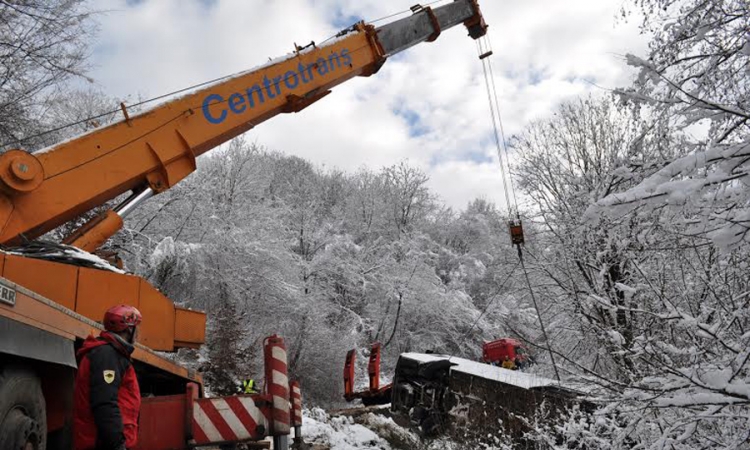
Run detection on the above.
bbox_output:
[290,381,302,427]
[264,334,291,436]
[191,396,268,444]
[290,380,303,444]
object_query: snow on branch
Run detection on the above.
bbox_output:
[586,140,750,249]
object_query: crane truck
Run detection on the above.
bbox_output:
[0,1,489,449]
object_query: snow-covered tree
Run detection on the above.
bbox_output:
[595,0,750,249]
[1,0,95,151]
[514,86,749,447]
[381,162,436,238]
[109,134,524,408]
[512,96,663,379]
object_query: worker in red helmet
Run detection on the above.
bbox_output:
[73,305,142,450]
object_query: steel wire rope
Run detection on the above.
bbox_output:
[477,33,561,382]
[483,36,519,214]
[52,110,192,176]
[316,0,447,50]
[319,0,447,46]
[369,0,448,24]
[0,72,241,150]
[517,247,561,381]
[0,108,119,149]
[477,38,513,215]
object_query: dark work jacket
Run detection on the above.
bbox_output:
[74,331,140,450]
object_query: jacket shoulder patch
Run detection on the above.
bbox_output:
[103,370,116,384]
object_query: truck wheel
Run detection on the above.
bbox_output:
[0,367,47,450]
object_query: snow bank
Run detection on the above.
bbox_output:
[301,407,514,450]
[401,353,559,390]
[302,408,393,450]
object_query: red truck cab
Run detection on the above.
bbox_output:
[482,338,531,368]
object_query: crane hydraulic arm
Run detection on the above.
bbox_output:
[0,0,487,252]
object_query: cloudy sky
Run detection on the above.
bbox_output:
[89,0,649,211]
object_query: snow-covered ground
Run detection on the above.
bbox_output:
[302,408,399,450]
[301,407,511,450]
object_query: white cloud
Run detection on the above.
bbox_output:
[88,0,648,211]
[429,160,512,212]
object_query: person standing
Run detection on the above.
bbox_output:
[74,305,142,450]
[241,378,258,395]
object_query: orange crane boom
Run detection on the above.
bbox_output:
[0,2,489,448]
[0,0,486,252]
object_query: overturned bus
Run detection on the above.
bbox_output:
[390,353,589,445]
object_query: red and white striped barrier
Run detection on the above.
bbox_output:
[290,380,303,443]
[138,335,304,449]
[290,381,302,427]
[264,334,291,449]
[191,396,268,444]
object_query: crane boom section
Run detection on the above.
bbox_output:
[0,0,486,246]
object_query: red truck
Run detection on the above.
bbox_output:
[482,338,532,369]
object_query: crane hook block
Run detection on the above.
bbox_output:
[509,219,524,245]
[0,149,44,194]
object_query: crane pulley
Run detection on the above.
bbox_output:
[509,218,524,246]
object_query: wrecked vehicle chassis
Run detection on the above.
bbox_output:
[390,353,583,444]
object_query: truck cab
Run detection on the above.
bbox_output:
[482,338,532,369]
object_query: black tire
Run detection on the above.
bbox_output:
[0,366,47,450]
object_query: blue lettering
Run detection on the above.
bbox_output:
[246,84,265,107]
[228,93,246,114]
[340,48,352,67]
[316,58,329,76]
[202,94,227,124]
[203,49,353,125]
[272,76,283,96]
[298,63,310,83]
[284,70,299,89]
[306,63,315,81]
[263,76,276,99]
[328,52,341,69]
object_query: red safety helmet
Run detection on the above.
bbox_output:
[103,305,142,332]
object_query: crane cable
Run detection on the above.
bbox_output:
[517,246,561,381]
[476,38,514,217]
[476,34,561,382]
